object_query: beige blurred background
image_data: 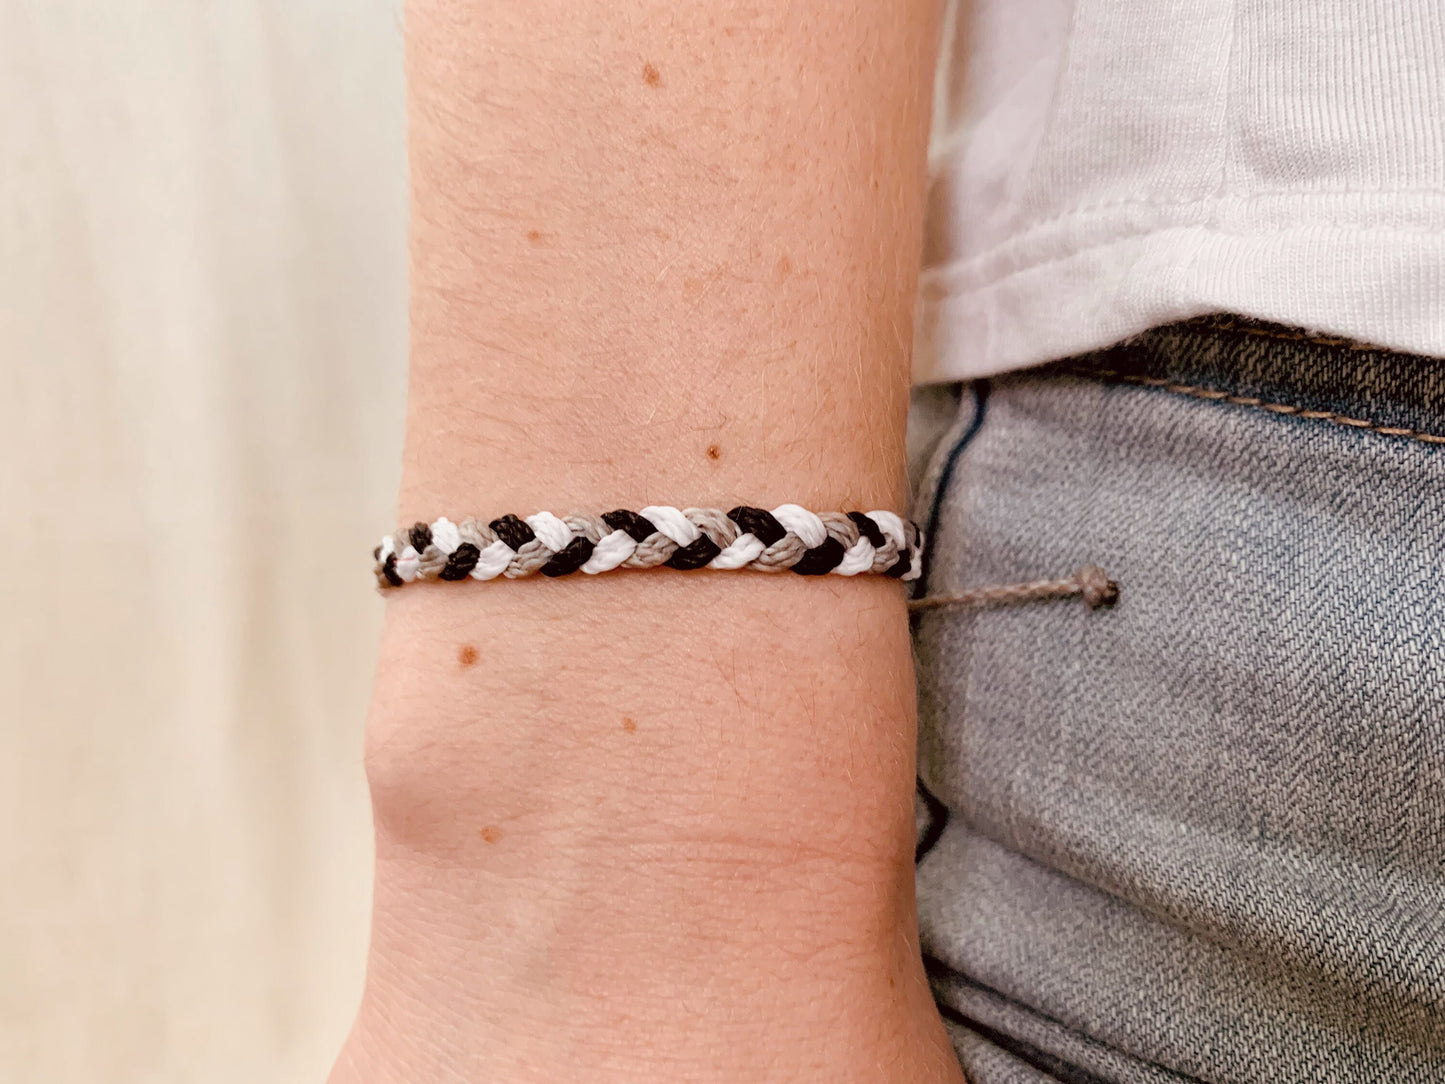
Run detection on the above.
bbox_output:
[0,1,970,1080]
[2,2,406,1080]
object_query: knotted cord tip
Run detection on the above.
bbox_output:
[1076,565,1119,609]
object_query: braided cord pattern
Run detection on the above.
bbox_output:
[374,505,921,588]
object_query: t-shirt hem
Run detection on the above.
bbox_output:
[914,222,1445,383]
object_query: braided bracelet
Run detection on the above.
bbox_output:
[374,505,921,588]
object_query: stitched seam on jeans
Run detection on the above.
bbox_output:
[915,382,991,597]
[1185,315,1388,353]
[1074,368,1445,446]
[914,778,949,865]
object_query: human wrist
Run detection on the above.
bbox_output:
[342,865,955,1084]
[345,787,953,1084]
[342,575,957,1083]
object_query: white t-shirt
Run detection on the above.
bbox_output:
[915,0,1445,382]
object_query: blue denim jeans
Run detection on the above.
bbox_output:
[909,318,1445,1083]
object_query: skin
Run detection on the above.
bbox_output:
[329,2,963,1081]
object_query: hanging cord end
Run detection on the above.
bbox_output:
[907,564,1120,613]
[1074,564,1119,609]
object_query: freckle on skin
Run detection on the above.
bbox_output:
[774,253,793,283]
[480,826,501,843]
[458,644,478,667]
[706,444,721,461]
[525,229,544,244]
[622,717,637,733]
[642,62,662,87]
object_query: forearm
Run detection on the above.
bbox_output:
[336,3,957,1081]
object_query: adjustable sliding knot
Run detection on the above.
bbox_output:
[373,505,922,588]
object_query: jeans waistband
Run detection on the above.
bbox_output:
[1048,316,1445,445]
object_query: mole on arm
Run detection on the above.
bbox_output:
[458,644,479,667]
[642,62,662,87]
